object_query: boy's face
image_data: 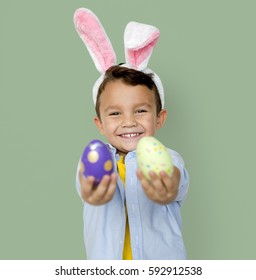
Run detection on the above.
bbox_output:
[94,80,167,156]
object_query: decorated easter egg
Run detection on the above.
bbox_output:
[136,136,173,179]
[81,139,114,186]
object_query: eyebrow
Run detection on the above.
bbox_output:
[103,103,152,113]
[135,102,153,108]
[103,106,121,113]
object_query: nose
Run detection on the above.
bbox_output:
[121,114,137,127]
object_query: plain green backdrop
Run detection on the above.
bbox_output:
[1,0,255,259]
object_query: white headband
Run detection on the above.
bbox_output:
[74,8,164,108]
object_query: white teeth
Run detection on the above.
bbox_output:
[121,133,140,138]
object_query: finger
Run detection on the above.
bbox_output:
[159,170,179,202]
[148,171,177,203]
[89,175,111,203]
[136,169,151,188]
[136,170,157,199]
[78,161,85,183]
[148,171,167,195]
[159,171,173,191]
[161,167,180,192]
[79,162,95,195]
[103,173,118,203]
[80,176,95,201]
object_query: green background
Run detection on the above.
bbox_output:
[1,0,255,259]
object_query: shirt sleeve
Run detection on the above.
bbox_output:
[168,149,189,204]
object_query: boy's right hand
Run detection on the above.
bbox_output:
[78,163,117,205]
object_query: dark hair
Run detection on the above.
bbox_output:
[95,65,162,119]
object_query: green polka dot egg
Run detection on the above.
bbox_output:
[136,136,173,179]
[81,139,114,186]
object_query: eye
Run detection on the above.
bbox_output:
[109,112,120,116]
[136,109,147,114]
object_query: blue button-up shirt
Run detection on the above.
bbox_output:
[76,143,189,259]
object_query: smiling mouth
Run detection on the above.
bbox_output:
[119,132,142,138]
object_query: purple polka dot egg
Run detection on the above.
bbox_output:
[81,139,114,186]
[136,136,173,179]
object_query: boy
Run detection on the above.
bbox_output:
[76,65,189,259]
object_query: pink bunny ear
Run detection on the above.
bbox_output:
[74,8,116,74]
[124,22,160,70]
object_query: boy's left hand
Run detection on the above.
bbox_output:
[136,167,181,205]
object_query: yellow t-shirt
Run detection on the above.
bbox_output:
[117,156,133,260]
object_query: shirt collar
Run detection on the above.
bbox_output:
[106,143,136,160]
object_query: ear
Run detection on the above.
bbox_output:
[74,8,116,73]
[156,109,168,129]
[124,21,160,70]
[94,116,104,135]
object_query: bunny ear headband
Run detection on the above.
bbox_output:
[73,8,165,108]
